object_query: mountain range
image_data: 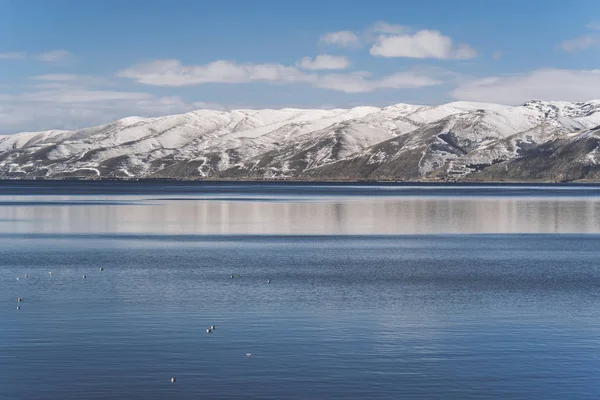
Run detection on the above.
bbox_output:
[1,99,600,182]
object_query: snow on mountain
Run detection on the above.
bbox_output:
[1,99,600,181]
[471,126,600,182]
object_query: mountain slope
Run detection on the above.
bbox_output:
[1,100,600,181]
[469,127,600,182]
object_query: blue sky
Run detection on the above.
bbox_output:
[1,0,599,133]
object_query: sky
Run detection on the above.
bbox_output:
[1,0,600,133]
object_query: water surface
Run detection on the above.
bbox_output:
[1,182,600,399]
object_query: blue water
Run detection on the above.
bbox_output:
[2,182,600,399]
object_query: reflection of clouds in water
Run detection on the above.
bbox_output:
[0,195,600,234]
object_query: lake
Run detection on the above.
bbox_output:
[2,181,600,399]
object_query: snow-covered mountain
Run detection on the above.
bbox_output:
[2,100,600,181]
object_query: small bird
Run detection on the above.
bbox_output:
[82,275,87,279]
[99,268,103,272]
[48,272,52,275]
[267,280,271,283]
[16,277,19,281]
[171,377,176,383]
[211,325,216,330]
[245,353,252,358]
[206,328,212,333]
[24,274,28,278]
[17,297,23,302]
[16,306,20,310]
[231,275,234,278]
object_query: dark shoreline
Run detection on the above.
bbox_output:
[2,178,600,197]
[1,178,600,186]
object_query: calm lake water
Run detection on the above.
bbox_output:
[2,181,600,399]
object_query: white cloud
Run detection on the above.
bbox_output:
[560,35,600,52]
[118,59,313,86]
[29,74,113,90]
[0,51,78,63]
[118,58,446,93]
[319,22,406,49]
[451,69,600,104]
[0,88,200,133]
[319,31,362,48]
[492,50,503,60]
[362,22,408,44]
[31,82,87,90]
[560,22,600,52]
[0,52,26,60]
[314,71,442,93]
[370,21,406,35]
[31,74,86,82]
[0,61,448,133]
[0,90,153,104]
[586,21,600,30]
[191,101,226,110]
[453,44,478,59]
[370,30,477,59]
[318,23,476,60]
[37,50,77,64]
[0,73,205,133]
[297,54,350,70]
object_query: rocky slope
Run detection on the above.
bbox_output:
[1,100,600,181]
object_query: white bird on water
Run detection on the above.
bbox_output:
[245,353,252,358]
[171,377,176,383]
[211,325,215,330]
[206,328,212,333]
[83,275,87,279]
[48,272,52,275]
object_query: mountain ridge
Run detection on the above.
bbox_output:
[2,100,600,182]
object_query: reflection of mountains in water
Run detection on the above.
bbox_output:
[1,193,600,234]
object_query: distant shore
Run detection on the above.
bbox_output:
[1,177,600,185]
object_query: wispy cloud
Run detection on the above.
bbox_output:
[318,31,362,49]
[191,101,226,110]
[0,71,202,133]
[37,50,77,65]
[0,50,77,64]
[370,21,407,35]
[586,21,600,30]
[297,54,350,70]
[0,87,199,133]
[452,69,600,104]
[560,22,600,52]
[314,70,442,93]
[118,59,313,86]
[31,74,87,82]
[0,52,26,60]
[560,35,600,52]
[118,58,446,93]
[0,89,154,104]
[29,74,113,90]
